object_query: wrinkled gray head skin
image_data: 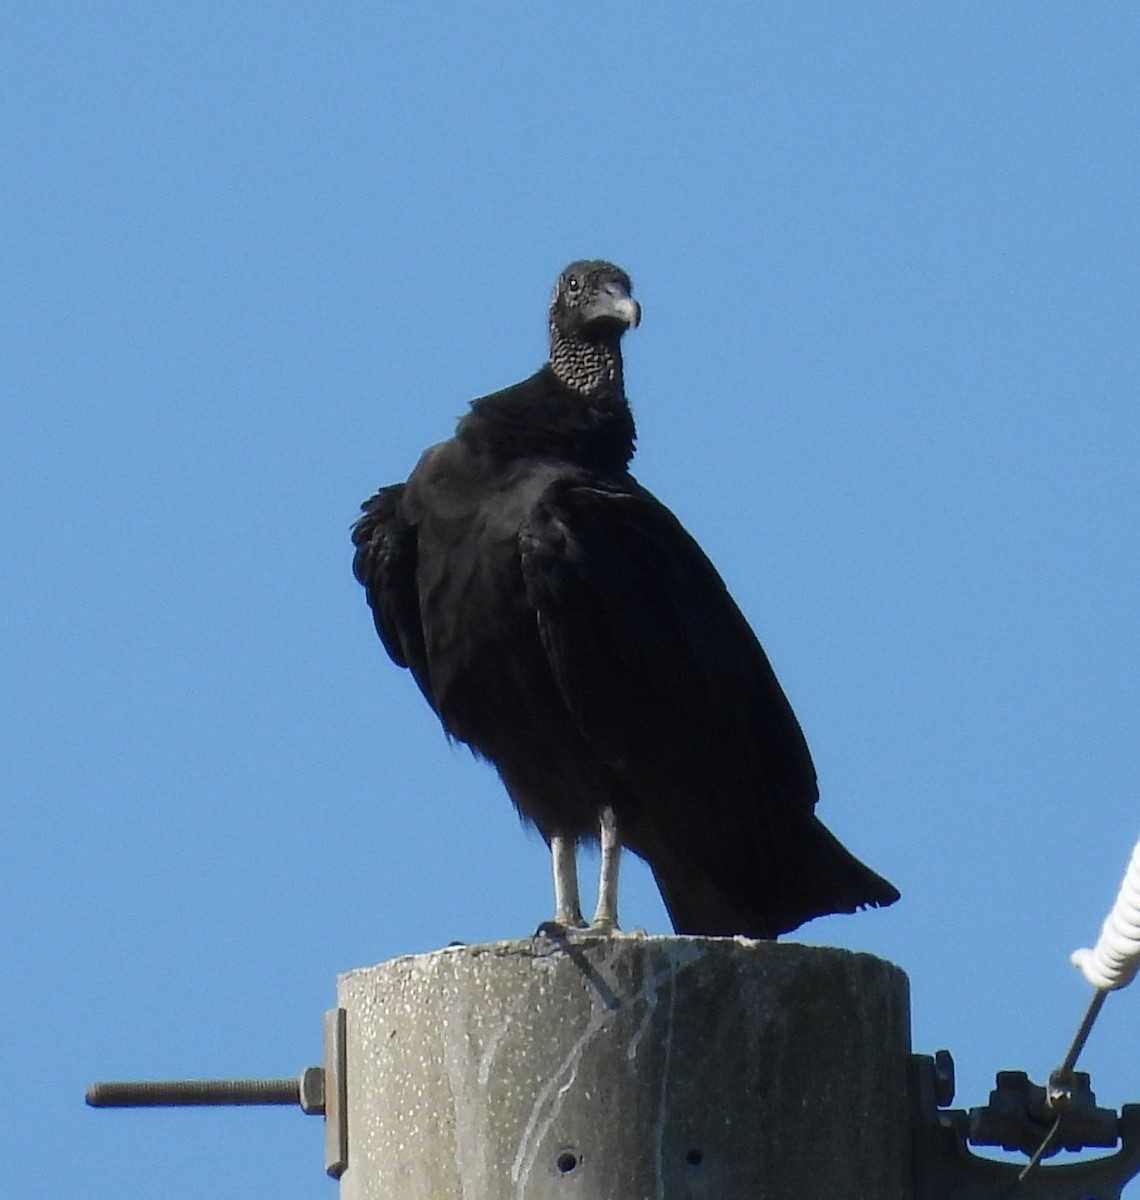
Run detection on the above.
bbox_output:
[548,260,640,394]
[550,260,640,339]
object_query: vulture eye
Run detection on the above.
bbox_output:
[565,276,580,294]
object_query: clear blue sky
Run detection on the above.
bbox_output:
[5,4,1140,1195]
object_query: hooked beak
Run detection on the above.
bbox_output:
[583,280,641,330]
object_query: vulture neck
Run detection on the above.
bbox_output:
[548,327,625,397]
[460,335,636,473]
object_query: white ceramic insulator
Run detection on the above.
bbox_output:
[1072,838,1140,990]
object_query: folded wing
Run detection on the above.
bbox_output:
[520,477,896,936]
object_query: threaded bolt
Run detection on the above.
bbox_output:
[86,1077,301,1108]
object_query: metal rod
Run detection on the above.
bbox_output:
[1058,988,1109,1078]
[86,1077,301,1108]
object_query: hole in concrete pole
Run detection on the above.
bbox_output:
[686,1148,704,1167]
[555,1151,579,1174]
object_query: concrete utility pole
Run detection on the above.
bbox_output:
[336,936,912,1199]
[87,933,1140,1195]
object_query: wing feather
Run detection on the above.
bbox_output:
[519,479,820,910]
[351,485,435,708]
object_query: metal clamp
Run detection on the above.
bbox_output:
[912,1051,1140,1200]
[968,1069,1119,1158]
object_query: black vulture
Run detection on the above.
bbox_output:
[352,260,898,938]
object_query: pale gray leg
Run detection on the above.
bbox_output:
[590,807,621,931]
[551,835,585,928]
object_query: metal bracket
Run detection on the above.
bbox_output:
[969,1069,1119,1157]
[912,1052,1140,1200]
[87,1006,348,1180]
[322,1005,348,1178]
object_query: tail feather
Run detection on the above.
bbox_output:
[648,817,898,940]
